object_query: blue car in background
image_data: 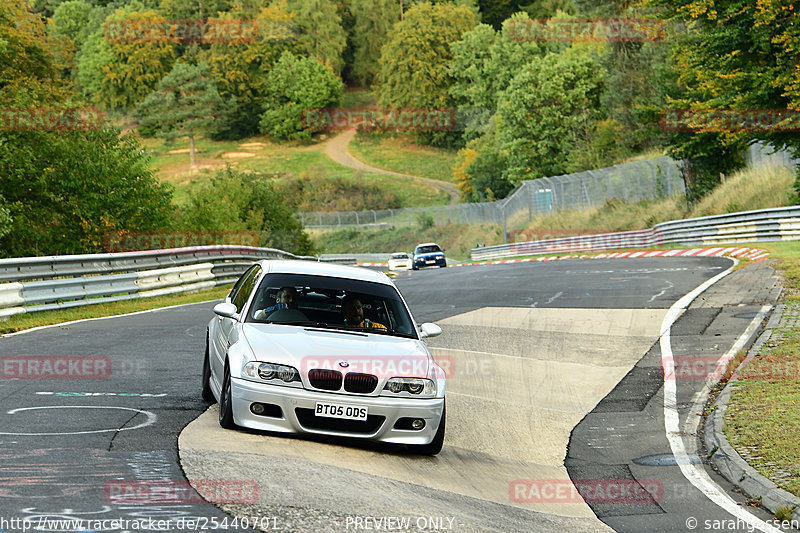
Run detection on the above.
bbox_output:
[412,243,447,270]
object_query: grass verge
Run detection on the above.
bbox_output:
[0,286,230,335]
[724,241,800,499]
[310,223,504,261]
[348,132,459,183]
[142,134,448,208]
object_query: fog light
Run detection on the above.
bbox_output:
[251,403,265,415]
[411,419,425,430]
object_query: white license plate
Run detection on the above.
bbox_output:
[426,259,435,264]
[314,402,368,421]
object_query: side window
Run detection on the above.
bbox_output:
[227,268,251,302]
[232,266,262,314]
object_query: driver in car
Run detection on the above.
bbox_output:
[342,296,387,330]
[254,287,307,321]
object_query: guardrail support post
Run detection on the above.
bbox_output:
[502,207,508,244]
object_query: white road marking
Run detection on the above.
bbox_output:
[649,280,674,303]
[0,406,157,436]
[545,292,564,304]
[659,261,781,533]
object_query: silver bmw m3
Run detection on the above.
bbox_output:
[203,260,447,455]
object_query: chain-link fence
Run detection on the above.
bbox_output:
[747,142,800,168]
[299,157,684,233]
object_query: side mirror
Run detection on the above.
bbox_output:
[418,323,442,339]
[213,302,238,319]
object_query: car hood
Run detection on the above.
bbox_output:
[240,323,433,378]
[415,252,444,259]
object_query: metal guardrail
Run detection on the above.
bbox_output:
[470,206,800,260]
[0,245,353,319]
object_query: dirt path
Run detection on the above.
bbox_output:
[322,128,460,205]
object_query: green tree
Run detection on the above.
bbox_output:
[477,0,526,29]
[259,51,343,141]
[199,3,300,138]
[76,30,114,101]
[78,8,177,109]
[377,2,476,145]
[138,62,223,167]
[178,168,316,255]
[287,0,347,75]
[0,128,173,257]
[448,14,550,140]
[1,0,73,106]
[645,0,794,200]
[0,195,11,241]
[52,0,93,48]
[350,0,398,87]
[497,45,605,183]
[332,0,356,84]
[523,0,576,17]
[158,0,231,19]
[0,0,174,258]
[599,40,674,156]
[453,120,511,201]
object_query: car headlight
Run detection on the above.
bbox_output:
[242,362,301,386]
[382,377,436,398]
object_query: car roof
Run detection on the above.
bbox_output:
[257,260,393,285]
[415,242,440,248]
[390,252,409,256]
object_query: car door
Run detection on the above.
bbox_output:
[211,265,261,384]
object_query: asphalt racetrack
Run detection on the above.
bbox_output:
[0,258,784,532]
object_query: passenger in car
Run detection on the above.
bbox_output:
[342,296,387,330]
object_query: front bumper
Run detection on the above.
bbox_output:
[413,256,446,268]
[231,377,444,445]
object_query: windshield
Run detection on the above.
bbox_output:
[391,253,409,259]
[246,273,417,338]
[415,245,441,254]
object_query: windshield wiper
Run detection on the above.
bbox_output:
[344,327,413,338]
[265,320,319,327]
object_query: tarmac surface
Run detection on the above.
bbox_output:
[0,257,784,532]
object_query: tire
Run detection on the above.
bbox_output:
[201,337,215,403]
[409,403,445,456]
[439,263,446,268]
[218,362,237,429]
